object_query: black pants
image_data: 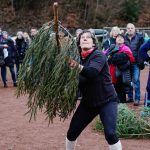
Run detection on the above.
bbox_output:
[67,101,119,145]
[1,65,16,85]
[114,77,127,103]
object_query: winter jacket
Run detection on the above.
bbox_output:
[108,44,135,84]
[125,33,145,69]
[0,38,16,66]
[15,38,28,63]
[102,37,116,51]
[79,48,118,108]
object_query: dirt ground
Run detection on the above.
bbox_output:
[0,66,150,150]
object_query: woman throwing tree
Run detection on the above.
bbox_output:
[66,30,122,150]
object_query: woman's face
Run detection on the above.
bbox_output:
[3,34,8,39]
[17,34,23,39]
[80,32,94,50]
[112,29,119,38]
[116,36,124,45]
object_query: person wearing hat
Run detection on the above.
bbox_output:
[106,34,135,103]
[66,30,122,150]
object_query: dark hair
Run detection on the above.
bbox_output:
[116,34,125,39]
[77,30,96,47]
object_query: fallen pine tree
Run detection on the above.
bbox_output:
[94,104,150,138]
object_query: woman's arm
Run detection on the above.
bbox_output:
[80,52,106,79]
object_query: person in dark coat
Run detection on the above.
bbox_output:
[124,23,145,106]
[102,26,120,51]
[15,31,28,76]
[66,30,122,150]
[140,39,150,107]
[106,34,135,103]
[0,31,17,87]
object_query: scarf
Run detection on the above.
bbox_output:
[81,49,94,59]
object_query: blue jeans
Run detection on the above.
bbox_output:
[128,64,140,101]
[67,101,119,145]
[1,65,16,85]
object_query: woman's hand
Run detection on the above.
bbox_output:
[68,58,83,71]
[68,58,78,68]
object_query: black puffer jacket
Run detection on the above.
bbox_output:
[110,52,130,71]
[15,38,28,63]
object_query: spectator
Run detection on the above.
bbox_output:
[30,27,38,40]
[0,31,17,87]
[23,32,31,46]
[125,23,145,106]
[75,28,83,39]
[15,31,28,76]
[140,39,150,107]
[106,34,135,103]
[102,26,120,51]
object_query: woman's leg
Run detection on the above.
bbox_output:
[1,65,7,87]
[9,65,17,86]
[99,101,122,149]
[66,103,98,150]
[114,77,126,103]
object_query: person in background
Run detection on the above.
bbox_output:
[66,30,122,150]
[15,31,28,76]
[74,28,83,46]
[0,31,17,87]
[0,27,3,42]
[140,39,150,107]
[30,27,38,40]
[75,28,83,39]
[88,28,95,37]
[102,26,120,51]
[120,29,125,35]
[124,23,145,106]
[106,34,135,103]
[23,32,31,46]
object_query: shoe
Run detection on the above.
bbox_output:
[13,83,17,87]
[126,98,133,103]
[4,84,8,88]
[134,100,140,106]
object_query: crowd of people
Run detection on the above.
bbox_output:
[0,27,38,87]
[74,23,150,107]
[0,23,150,150]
